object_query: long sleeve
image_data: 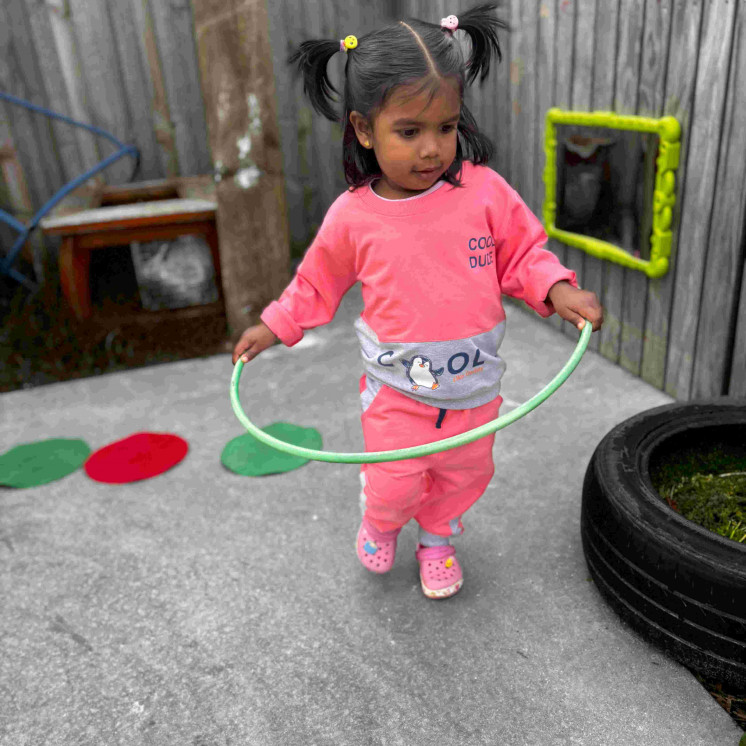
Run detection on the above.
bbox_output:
[260,216,357,346]
[493,185,577,317]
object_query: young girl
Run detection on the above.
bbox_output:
[233,4,603,599]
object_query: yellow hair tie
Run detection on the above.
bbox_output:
[341,35,358,52]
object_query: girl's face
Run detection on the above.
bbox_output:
[350,79,461,200]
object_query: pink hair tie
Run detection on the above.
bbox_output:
[440,15,458,32]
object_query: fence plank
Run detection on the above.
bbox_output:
[0,134,45,280]
[493,0,512,180]
[535,0,555,231]
[571,0,594,128]
[598,0,644,365]
[147,0,211,176]
[267,0,308,259]
[296,0,335,229]
[0,119,35,243]
[534,0,557,327]
[0,0,67,206]
[43,0,104,175]
[564,0,596,338]
[20,0,83,184]
[66,0,139,184]
[664,0,736,399]
[619,0,672,377]
[554,0,574,111]
[692,9,746,398]
[0,145,18,255]
[286,0,318,233]
[641,2,703,391]
[107,0,165,181]
[548,0,575,333]
[582,0,620,354]
[129,0,180,177]
[535,0,554,182]
[509,0,537,211]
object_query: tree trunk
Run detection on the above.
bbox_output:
[192,0,290,339]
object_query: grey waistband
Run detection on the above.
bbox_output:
[354,317,506,410]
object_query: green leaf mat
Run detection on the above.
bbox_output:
[0,438,92,488]
[221,423,323,477]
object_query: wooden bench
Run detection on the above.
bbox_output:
[41,177,222,321]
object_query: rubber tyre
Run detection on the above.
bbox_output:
[581,398,746,688]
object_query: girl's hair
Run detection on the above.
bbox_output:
[288,4,506,188]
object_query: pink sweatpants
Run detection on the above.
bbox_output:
[360,377,502,537]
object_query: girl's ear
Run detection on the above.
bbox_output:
[349,111,373,148]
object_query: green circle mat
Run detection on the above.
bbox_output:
[0,438,92,488]
[221,423,323,476]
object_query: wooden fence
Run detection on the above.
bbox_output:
[490,0,746,404]
[1,0,745,400]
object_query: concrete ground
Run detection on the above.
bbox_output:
[1,286,742,746]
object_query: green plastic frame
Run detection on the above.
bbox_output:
[543,108,681,279]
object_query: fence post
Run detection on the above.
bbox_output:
[192,0,291,339]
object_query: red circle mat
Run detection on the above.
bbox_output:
[84,432,188,484]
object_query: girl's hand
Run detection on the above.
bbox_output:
[232,322,278,364]
[547,281,604,332]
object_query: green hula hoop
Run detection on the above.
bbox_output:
[231,320,592,464]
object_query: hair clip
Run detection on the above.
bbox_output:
[341,35,358,52]
[440,15,458,32]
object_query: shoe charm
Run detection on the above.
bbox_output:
[363,540,378,555]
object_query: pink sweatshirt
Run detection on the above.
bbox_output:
[262,162,577,409]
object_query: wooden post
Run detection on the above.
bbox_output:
[192,0,290,338]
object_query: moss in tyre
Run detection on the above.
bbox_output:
[649,439,746,544]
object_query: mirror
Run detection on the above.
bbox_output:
[543,109,680,278]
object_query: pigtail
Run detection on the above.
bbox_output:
[458,103,494,165]
[455,3,507,85]
[288,39,343,122]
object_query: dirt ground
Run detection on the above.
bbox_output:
[1,246,230,393]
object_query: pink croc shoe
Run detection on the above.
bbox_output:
[356,517,401,574]
[415,544,463,599]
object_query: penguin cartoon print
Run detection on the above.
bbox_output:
[402,355,444,391]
